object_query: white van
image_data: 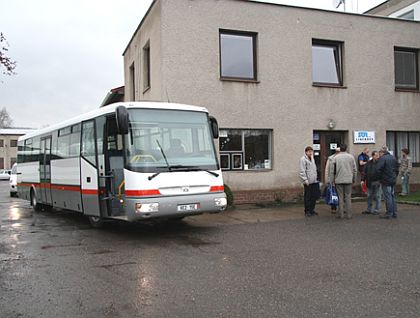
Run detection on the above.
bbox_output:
[10,163,18,197]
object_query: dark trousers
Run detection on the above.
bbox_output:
[304,183,318,215]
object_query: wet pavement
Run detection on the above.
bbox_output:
[1,182,420,318]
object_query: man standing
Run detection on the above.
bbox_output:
[299,146,319,217]
[362,150,381,215]
[329,144,357,219]
[376,146,398,219]
[358,147,370,191]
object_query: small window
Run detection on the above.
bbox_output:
[398,10,414,20]
[312,39,343,86]
[58,126,71,136]
[394,47,418,90]
[143,42,151,91]
[10,139,18,147]
[220,30,257,81]
[0,140,3,147]
[0,158,4,169]
[129,62,135,100]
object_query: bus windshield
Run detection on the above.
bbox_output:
[125,109,219,173]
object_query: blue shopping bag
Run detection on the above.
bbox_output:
[325,184,339,206]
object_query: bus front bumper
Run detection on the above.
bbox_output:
[123,192,227,222]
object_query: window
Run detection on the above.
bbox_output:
[219,129,272,171]
[394,47,418,90]
[387,131,420,164]
[0,140,3,147]
[0,158,3,169]
[129,62,135,100]
[69,124,81,157]
[398,10,414,20]
[10,139,18,147]
[81,120,96,166]
[219,30,257,81]
[10,157,16,167]
[57,126,71,158]
[312,39,343,86]
[143,42,151,91]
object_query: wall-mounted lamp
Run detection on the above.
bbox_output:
[327,119,336,130]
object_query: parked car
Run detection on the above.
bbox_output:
[0,169,11,181]
[10,163,18,197]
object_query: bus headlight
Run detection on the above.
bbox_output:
[135,203,159,213]
[214,197,227,208]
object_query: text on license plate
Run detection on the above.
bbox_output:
[177,203,200,212]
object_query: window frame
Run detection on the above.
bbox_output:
[219,129,272,171]
[143,41,151,93]
[312,39,344,87]
[386,131,420,166]
[394,47,419,91]
[219,29,258,82]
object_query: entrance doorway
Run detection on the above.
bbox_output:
[313,131,347,183]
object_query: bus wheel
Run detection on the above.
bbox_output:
[30,190,42,212]
[88,216,105,228]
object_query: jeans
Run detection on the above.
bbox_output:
[336,183,353,218]
[367,182,382,213]
[304,183,318,214]
[382,184,397,217]
[401,173,410,195]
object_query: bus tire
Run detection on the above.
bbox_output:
[30,190,42,212]
[88,215,105,228]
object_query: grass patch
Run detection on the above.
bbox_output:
[397,191,420,203]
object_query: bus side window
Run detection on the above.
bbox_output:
[81,120,96,166]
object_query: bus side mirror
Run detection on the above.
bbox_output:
[209,116,219,139]
[116,105,129,135]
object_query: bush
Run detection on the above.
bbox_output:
[224,184,234,207]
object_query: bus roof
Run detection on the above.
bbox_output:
[19,101,209,141]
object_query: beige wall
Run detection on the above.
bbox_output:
[123,0,162,102]
[124,0,420,192]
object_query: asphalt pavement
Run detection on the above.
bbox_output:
[1,181,420,318]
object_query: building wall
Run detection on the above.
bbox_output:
[125,0,420,198]
[123,0,162,102]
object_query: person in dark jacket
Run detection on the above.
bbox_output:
[362,151,381,215]
[376,146,398,219]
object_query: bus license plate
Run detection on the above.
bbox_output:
[177,203,200,212]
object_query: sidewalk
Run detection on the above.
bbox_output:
[188,200,420,227]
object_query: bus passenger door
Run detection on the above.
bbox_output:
[40,136,52,205]
[80,120,101,217]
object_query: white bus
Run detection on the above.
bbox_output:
[17,102,227,226]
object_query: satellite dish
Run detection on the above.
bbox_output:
[333,0,344,9]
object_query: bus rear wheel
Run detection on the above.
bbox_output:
[88,215,105,228]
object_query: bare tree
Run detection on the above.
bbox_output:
[0,32,17,75]
[0,107,13,128]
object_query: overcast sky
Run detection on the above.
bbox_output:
[0,0,385,128]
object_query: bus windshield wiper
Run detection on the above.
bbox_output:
[169,165,219,177]
[148,140,172,181]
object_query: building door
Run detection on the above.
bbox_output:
[313,131,346,183]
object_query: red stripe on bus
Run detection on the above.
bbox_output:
[210,185,224,192]
[81,189,98,195]
[125,189,161,197]
[50,185,81,192]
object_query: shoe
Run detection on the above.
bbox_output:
[362,210,371,214]
[336,215,344,219]
[371,212,379,215]
[392,215,398,219]
[380,215,391,219]
[305,213,313,217]
[311,211,318,216]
